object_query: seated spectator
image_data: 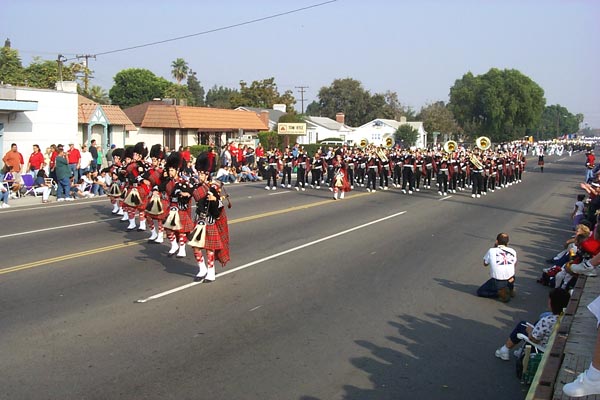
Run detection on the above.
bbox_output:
[70,177,92,199]
[2,165,21,199]
[237,164,259,182]
[0,170,10,208]
[92,170,108,196]
[494,288,571,361]
[215,166,236,184]
[547,223,592,266]
[81,171,96,197]
[33,169,52,203]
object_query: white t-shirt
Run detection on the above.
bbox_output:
[80,151,94,169]
[483,245,517,280]
[574,200,585,216]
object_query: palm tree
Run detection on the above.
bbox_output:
[171,58,189,85]
[87,85,110,104]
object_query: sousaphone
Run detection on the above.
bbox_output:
[443,140,458,153]
[476,136,492,151]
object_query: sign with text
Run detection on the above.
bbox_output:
[278,123,306,135]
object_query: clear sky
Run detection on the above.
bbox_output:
[4,0,599,128]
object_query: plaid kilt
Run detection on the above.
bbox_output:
[163,207,195,233]
[190,210,230,266]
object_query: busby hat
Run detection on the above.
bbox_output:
[165,151,183,171]
[124,146,134,160]
[149,144,163,159]
[112,148,125,160]
[133,142,148,159]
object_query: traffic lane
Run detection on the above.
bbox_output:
[0,185,540,398]
[1,160,578,399]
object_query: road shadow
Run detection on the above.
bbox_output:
[301,311,528,400]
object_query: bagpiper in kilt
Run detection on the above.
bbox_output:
[189,173,230,283]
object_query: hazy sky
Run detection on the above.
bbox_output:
[4,0,600,128]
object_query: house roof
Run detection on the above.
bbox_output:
[78,95,135,130]
[306,116,352,131]
[236,106,286,123]
[123,102,268,131]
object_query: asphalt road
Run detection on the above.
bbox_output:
[0,152,585,400]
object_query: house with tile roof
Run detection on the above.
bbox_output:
[302,113,354,144]
[123,101,269,150]
[348,117,428,149]
[78,95,135,152]
[235,106,286,131]
[0,82,77,166]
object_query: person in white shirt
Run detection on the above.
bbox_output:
[78,144,94,177]
[477,232,517,302]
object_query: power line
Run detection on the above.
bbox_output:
[63,0,337,62]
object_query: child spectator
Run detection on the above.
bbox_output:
[572,194,586,230]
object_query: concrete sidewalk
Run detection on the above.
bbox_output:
[1,192,105,209]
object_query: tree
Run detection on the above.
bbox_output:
[25,57,78,89]
[0,46,25,85]
[316,78,371,126]
[164,84,193,105]
[305,100,320,116]
[229,77,296,112]
[187,70,205,106]
[418,101,460,139]
[86,85,110,104]
[536,104,581,140]
[448,68,546,143]
[171,58,189,85]
[381,91,416,120]
[394,124,419,147]
[109,68,171,108]
[205,85,238,109]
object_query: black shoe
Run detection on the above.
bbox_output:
[193,276,205,282]
[167,251,177,257]
[137,228,145,232]
[203,279,214,284]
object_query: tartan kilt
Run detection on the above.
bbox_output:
[147,198,170,220]
[202,224,224,250]
[164,208,195,233]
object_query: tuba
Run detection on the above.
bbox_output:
[385,137,394,148]
[359,138,369,149]
[470,153,485,170]
[376,147,388,163]
[475,136,491,151]
[443,140,458,153]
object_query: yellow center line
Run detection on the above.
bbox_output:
[0,191,372,276]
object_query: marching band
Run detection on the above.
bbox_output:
[101,138,582,284]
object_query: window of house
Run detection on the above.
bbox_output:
[163,129,176,149]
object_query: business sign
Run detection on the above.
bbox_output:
[278,123,306,135]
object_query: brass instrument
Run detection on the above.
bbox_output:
[476,136,491,151]
[385,137,394,148]
[359,138,369,149]
[443,140,458,153]
[470,154,484,170]
[376,147,388,163]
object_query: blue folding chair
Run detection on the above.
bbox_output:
[20,174,37,197]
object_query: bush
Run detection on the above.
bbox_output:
[189,145,212,156]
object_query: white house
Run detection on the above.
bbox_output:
[300,113,354,144]
[349,117,428,149]
[0,82,78,167]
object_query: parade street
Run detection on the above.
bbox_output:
[0,154,582,400]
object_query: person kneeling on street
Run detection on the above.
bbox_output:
[477,232,517,302]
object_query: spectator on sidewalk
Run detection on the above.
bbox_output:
[106,144,115,167]
[2,143,24,174]
[0,169,10,208]
[67,142,81,181]
[79,144,94,177]
[89,139,99,172]
[55,145,72,202]
[33,169,51,203]
[2,165,21,199]
[494,288,570,361]
[26,144,45,178]
[563,295,600,397]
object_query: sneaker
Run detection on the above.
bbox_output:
[301,188,305,191]
[476,194,481,198]
[408,190,413,194]
[402,189,407,194]
[66,197,74,201]
[265,186,270,190]
[1,203,9,208]
[471,194,476,198]
[271,186,276,191]
[415,188,420,192]
[287,184,291,188]
[495,347,510,361]
[563,371,600,397]
[443,192,447,196]
[295,187,299,191]
[57,198,65,202]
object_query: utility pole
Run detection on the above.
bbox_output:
[295,85,308,114]
[76,54,96,93]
